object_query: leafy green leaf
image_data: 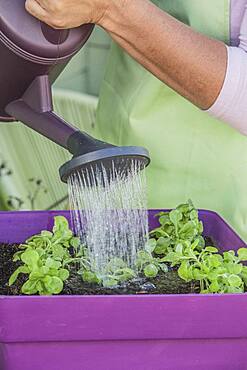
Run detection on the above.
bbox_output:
[21,249,39,267]
[154,237,170,255]
[237,248,247,261]
[205,247,218,253]
[158,213,171,226]
[21,279,38,295]
[178,261,191,282]
[103,277,119,287]
[144,264,159,278]
[116,267,136,280]
[223,251,236,263]
[136,250,152,267]
[44,276,64,294]
[189,209,198,221]
[41,230,53,239]
[208,281,220,293]
[9,266,30,286]
[228,274,243,288]
[53,216,69,233]
[58,269,70,281]
[45,257,61,269]
[175,243,183,254]
[12,251,23,262]
[225,262,243,275]
[192,268,205,280]
[106,258,126,272]
[206,255,222,268]
[82,270,100,284]
[145,238,157,254]
[70,237,80,249]
[169,209,182,230]
[159,263,168,273]
[179,222,196,240]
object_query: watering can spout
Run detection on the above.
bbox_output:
[5,75,78,149]
[6,75,150,184]
[5,75,114,153]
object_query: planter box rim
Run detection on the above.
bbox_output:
[0,209,247,345]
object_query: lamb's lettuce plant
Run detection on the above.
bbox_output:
[143,201,247,294]
[162,241,247,293]
[9,216,80,295]
[9,249,69,295]
[80,257,136,287]
[136,239,168,278]
[100,258,136,287]
[150,200,205,256]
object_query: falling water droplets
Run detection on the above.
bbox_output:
[68,159,148,274]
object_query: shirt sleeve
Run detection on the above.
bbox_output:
[207,7,247,135]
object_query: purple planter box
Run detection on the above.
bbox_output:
[0,210,247,370]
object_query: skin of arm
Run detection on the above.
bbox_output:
[25,0,227,109]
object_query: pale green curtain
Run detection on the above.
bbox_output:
[0,89,98,210]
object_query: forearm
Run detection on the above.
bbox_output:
[100,0,227,110]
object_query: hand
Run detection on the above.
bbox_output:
[25,0,110,29]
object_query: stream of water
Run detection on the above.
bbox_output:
[68,159,148,274]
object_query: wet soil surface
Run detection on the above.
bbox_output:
[62,269,200,295]
[0,239,215,295]
[0,244,27,295]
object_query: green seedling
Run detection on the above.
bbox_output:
[9,216,80,295]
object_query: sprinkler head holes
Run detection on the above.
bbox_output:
[59,146,150,185]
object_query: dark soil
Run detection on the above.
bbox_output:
[62,269,200,295]
[0,244,28,295]
[0,237,215,296]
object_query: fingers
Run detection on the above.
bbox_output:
[25,0,48,22]
[25,0,68,28]
[25,0,65,28]
[34,0,57,12]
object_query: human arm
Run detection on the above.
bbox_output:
[25,0,247,133]
[25,0,227,110]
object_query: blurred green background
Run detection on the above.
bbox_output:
[0,27,110,211]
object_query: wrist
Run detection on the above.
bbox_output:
[97,0,154,39]
[97,0,131,29]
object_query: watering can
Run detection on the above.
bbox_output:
[0,0,150,183]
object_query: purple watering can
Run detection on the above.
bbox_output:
[0,0,149,183]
